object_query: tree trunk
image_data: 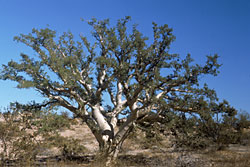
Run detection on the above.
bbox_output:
[100,120,135,166]
[97,136,126,166]
[82,104,136,165]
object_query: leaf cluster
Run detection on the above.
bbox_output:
[0,17,222,120]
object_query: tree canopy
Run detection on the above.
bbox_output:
[0,17,237,163]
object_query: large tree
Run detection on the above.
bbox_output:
[0,17,234,163]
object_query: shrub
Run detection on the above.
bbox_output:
[171,113,243,150]
[138,110,245,151]
[0,105,74,165]
[0,109,42,164]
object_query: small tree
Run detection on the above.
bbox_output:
[0,17,235,164]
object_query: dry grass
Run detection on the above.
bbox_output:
[204,150,250,167]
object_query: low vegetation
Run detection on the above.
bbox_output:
[0,104,250,166]
[0,104,87,166]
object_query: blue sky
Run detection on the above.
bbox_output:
[0,0,249,113]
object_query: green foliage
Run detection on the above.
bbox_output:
[140,124,164,149]
[0,104,74,165]
[236,110,250,129]
[157,110,244,150]
[0,111,21,162]
[0,108,43,164]
[136,101,248,151]
[54,137,87,160]
[0,17,221,118]
[35,111,71,133]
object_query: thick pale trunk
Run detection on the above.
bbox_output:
[93,106,111,137]
[83,102,136,165]
[92,105,111,132]
[97,135,127,166]
[86,116,134,166]
[86,104,115,153]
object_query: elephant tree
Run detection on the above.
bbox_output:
[0,17,234,163]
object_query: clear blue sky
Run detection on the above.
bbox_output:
[0,0,249,113]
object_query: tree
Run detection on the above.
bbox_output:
[0,17,235,164]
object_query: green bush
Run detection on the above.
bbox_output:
[0,105,75,165]
[236,110,250,129]
[0,110,42,164]
[169,112,244,150]
[138,110,246,151]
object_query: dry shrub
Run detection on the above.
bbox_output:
[50,136,87,160]
[0,111,42,165]
[0,106,74,165]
